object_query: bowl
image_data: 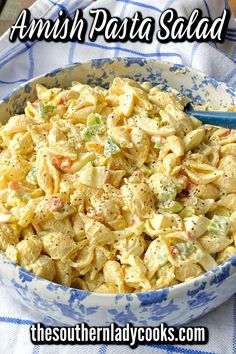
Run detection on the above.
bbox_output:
[1,58,236,326]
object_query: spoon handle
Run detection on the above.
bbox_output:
[185,104,236,129]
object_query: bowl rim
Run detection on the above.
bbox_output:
[1,56,236,300]
[2,247,236,299]
[2,56,236,103]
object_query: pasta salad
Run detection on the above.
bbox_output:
[0,77,236,293]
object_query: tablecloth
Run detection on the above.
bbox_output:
[0,0,236,353]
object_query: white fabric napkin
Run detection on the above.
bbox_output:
[0,0,236,353]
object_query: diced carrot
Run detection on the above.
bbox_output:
[32,99,40,108]
[50,156,62,169]
[60,157,72,172]
[59,96,67,105]
[186,231,194,239]
[104,171,111,184]
[221,129,232,138]
[129,219,136,226]
[9,181,20,190]
[114,164,123,171]
[186,181,196,191]
[151,136,166,143]
[90,213,105,223]
[170,245,180,256]
[48,196,63,211]
[50,156,72,172]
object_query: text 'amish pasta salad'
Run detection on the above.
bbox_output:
[0,77,236,293]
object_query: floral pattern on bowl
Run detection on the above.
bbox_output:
[0,58,236,326]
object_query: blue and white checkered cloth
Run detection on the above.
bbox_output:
[0,0,236,353]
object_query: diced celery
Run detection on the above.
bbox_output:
[176,242,193,255]
[179,207,195,218]
[39,102,55,119]
[154,142,162,149]
[61,203,71,212]
[159,183,177,202]
[26,167,38,185]
[23,193,31,200]
[83,127,96,141]
[207,215,230,238]
[83,125,103,141]
[159,200,183,213]
[83,114,105,141]
[45,105,55,113]
[87,113,103,127]
[104,137,120,157]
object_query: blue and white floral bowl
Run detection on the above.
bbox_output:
[1,58,236,326]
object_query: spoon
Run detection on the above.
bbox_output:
[185,103,236,129]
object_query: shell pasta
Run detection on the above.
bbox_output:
[0,78,236,293]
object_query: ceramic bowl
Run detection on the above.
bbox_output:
[0,58,236,326]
